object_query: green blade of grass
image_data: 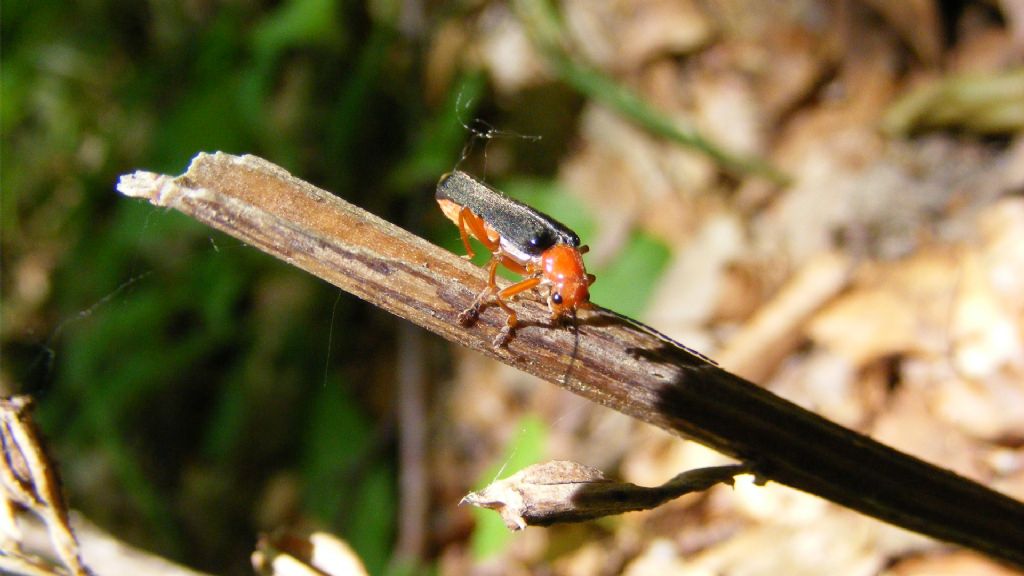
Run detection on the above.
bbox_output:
[513,0,789,184]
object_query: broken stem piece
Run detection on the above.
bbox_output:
[462,461,748,530]
[116,152,1024,568]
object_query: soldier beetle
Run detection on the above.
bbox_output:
[436,171,595,346]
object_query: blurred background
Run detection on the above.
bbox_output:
[3,0,1024,574]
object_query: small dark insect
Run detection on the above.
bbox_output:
[436,171,595,345]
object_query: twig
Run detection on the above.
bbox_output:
[116,152,1024,568]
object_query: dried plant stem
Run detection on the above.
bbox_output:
[117,153,1024,568]
[463,461,749,529]
[1,396,90,576]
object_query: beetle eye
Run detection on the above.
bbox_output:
[552,293,563,305]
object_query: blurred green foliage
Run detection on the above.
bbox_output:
[589,234,670,319]
[1,1,672,574]
[469,414,548,560]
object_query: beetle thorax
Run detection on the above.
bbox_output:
[540,245,591,317]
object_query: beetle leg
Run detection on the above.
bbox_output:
[490,258,540,319]
[457,207,500,260]
[497,254,530,276]
[490,275,543,347]
[458,255,502,325]
[497,276,541,301]
[459,248,543,346]
[456,209,475,259]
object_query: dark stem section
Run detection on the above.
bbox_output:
[117,152,1024,568]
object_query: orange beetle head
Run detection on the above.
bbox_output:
[541,245,594,318]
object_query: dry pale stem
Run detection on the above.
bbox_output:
[1,396,90,576]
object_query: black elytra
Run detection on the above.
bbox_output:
[436,171,580,257]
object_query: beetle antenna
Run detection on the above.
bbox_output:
[595,307,718,366]
[454,90,480,169]
[454,90,542,173]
